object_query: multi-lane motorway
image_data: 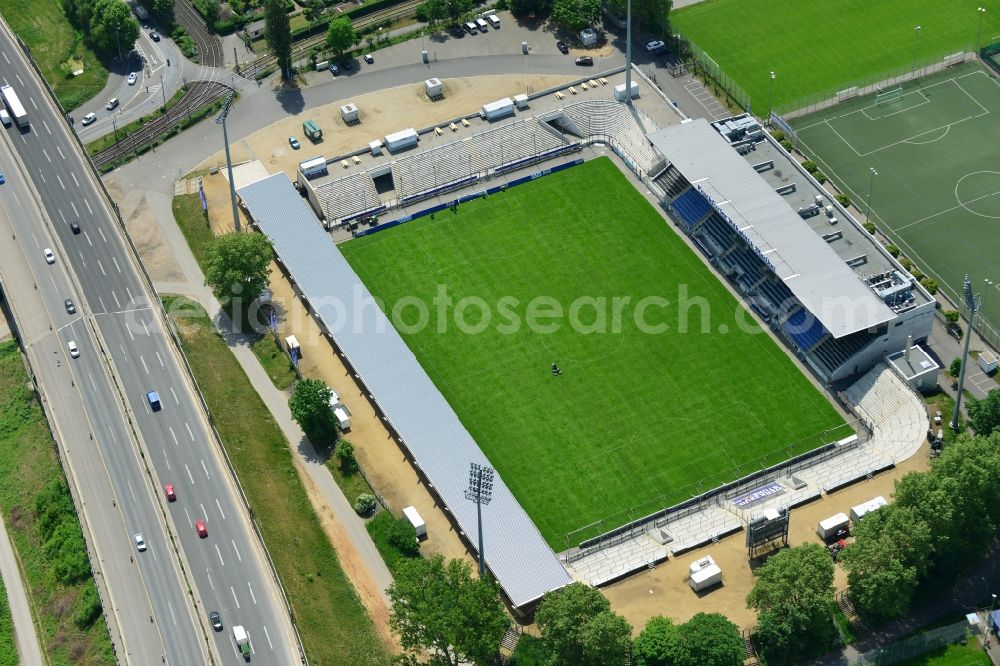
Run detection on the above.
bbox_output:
[0,22,299,666]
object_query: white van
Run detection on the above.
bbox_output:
[464,21,478,34]
[475,18,489,32]
[0,109,10,127]
[486,14,500,29]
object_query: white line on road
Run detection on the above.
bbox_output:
[70,172,79,188]
[36,169,45,184]
[168,601,177,626]
[98,226,106,243]
[216,499,226,520]
[42,148,51,163]
[163,450,171,469]
[1,52,8,64]
[98,296,106,312]
[112,256,121,273]
[27,95,36,110]
[48,275,56,292]
[56,145,65,160]
[246,583,257,605]
[126,324,135,342]
[185,423,194,441]
[185,464,194,484]
[200,459,210,479]
[58,209,66,224]
[56,174,65,190]
[120,344,128,362]
[125,286,134,303]
[142,320,149,336]
[184,507,192,525]
[231,540,241,562]
[89,373,96,391]
[207,572,215,591]
[126,480,137,503]
[111,290,120,309]
[97,259,106,276]
[85,199,93,215]
[200,502,207,518]
[30,232,38,248]
[170,386,178,404]
[263,626,272,650]
[14,73,22,86]
[168,426,178,446]
[84,231,92,247]
[231,587,240,608]
[108,427,118,445]
[140,355,149,374]
[155,351,164,367]
[70,201,78,218]
[41,119,50,134]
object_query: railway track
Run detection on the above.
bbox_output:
[92,81,229,170]
[240,0,422,78]
[174,0,225,68]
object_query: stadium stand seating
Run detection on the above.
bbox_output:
[655,165,688,198]
[670,188,713,227]
[560,100,662,173]
[782,308,827,352]
[314,172,382,224]
[810,329,878,376]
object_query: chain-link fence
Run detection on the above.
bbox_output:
[850,620,974,665]
[982,41,1000,76]
[675,33,751,113]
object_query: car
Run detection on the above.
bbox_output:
[70,221,81,234]
[575,56,594,66]
[0,172,4,185]
[0,109,10,126]
[557,40,569,54]
[363,53,374,64]
[645,40,665,52]
[106,97,119,111]
[64,299,76,314]
[450,25,465,38]
[81,112,96,126]
[165,484,176,502]
[68,341,79,358]
[195,520,208,538]
[127,72,137,85]
[149,31,160,41]
[134,533,147,551]
[329,63,340,76]
[209,611,223,632]
[288,136,300,150]
[147,390,162,412]
[43,248,55,264]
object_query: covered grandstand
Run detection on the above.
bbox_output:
[237,173,573,610]
[649,119,935,383]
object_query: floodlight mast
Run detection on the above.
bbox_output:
[951,274,980,430]
[216,86,241,232]
[464,463,495,577]
[624,0,632,106]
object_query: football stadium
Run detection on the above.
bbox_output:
[236,68,932,610]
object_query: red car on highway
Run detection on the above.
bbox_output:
[195,520,208,538]
[165,484,176,502]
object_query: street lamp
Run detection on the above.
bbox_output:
[767,71,776,121]
[977,8,987,52]
[464,463,494,577]
[215,84,241,233]
[159,74,166,110]
[951,274,981,430]
[912,25,922,73]
[865,167,878,224]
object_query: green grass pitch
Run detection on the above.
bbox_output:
[341,158,848,548]
[790,62,1000,339]
[672,0,1000,112]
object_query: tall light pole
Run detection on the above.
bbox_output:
[159,74,166,110]
[464,463,494,577]
[951,274,981,431]
[977,7,987,52]
[912,25,922,73]
[624,0,633,106]
[865,167,878,223]
[767,71,776,121]
[216,85,241,232]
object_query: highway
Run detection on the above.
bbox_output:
[0,21,300,666]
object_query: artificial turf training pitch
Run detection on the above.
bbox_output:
[341,158,848,548]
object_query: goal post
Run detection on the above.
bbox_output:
[875,86,903,105]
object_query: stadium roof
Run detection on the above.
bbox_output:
[237,173,572,608]
[648,119,895,338]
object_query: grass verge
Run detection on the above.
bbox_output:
[832,607,858,646]
[364,511,420,575]
[0,0,107,111]
[162,296,389,665]
[251,335,297,391]
[85,85,188,156]
[0,575,14,666]
[326,455,375,507]
[0,340,113,664]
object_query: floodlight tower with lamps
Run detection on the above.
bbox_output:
[865,167,878,223]
[464,463,494,577]
[767,71,776,120]
[977,7,987,52]
[951,274,981,431]
[624,0,633,106]
[216,84,241,232]
[912,25,922,73]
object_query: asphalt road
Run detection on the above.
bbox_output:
[0,21,300,666]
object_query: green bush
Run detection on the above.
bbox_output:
[73,582,103,629]
[899,257,913,270]
[354,494,377,517]
[950,357,963,377]
[886,244,900,257]
[944,310,961,326]
[920,277,939,295]
[771,129,785,142]
[863,222,876,235]
[336,440,359,473]
[779,138,793,151]
[388,517,420,557]
[801,160,818,173]
[813,170,827,184]
[835,193,851,207]
[911,268,925,281]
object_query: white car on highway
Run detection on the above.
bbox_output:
[67,340,79,358]
[134,534,147,551]
[43,248,55,264]
[81,112,96,126]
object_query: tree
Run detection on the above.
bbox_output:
[416,0,448,24]
[202,232,273,304]
[536,582,631,665]
[289,379,337,443]
[746,543,837,664]
[335,439,358,473]
[678,613,744,666]
[551,0,601,31]
[633,616,681,666]
[969,389,1000,436]
[510,0,553,18]
[605,0,672,32]
[90,0,140,57]
[839,505,932,620]
[944,310,961,326]
[388,555,509,666]
[264,0,293,80]
[194,0,220,24]
[146,0,175,22]
[446,0,475,22]
[950,357,963,377]
[325,17,357,59]
[577,611,632,666]
[388,516,420,557]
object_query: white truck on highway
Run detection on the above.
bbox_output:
[233,625,251,660]
[0,84,28,128]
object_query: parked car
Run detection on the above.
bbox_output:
[81,112,96,126]
[329,63,340,75]
[64,299,76,314]
[134,534,147,551]
[288,136,300,150]
[44,248,55,264]
[149,31,160,41]
[127,72,137,85]
[450,25,465,38]
[209,611,223,632]
[67,340,79,358]
[70,220,81,234]
[645,40,665,52]
[363,53,374,64]
[0,109,10,126]
[575,56,594,66]
[557,41,569,54]
[165,484,176,501]
[195,520,208,538]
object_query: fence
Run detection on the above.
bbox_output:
[676,33,751,113]
[850,620,974,665]
[982,41,1000,76]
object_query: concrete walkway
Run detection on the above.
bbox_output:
[0,502,44,666]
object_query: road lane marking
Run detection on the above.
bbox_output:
[207,572,215,590]
[85,199,93,215]
[246,583,257,605]
[263,626,272,650]
[200,459,210,479]
[58,209,67,224]
[48,275,56,292]
[126,480,137,503]
[36,169,45,184]
[170,386,178,404]
[168,426,178,446]
[184,507,192,524]
[70,201,78,217]
[83,230,93,247]
[112,256,121,273]
[200,503,207,518]
[120,344,128,362]
[142,320,149,336]
[98,227,106,243]
[56,145,65,160]
[70,172,79,187]
[42,119,50,135]
[126,324,135,342]
[216,499,226,520]
[56,174,65,190]
[88,373,96,391]
[231,587,240,608]
[42,148,51,163]
[30,232,38,248]
[108,427,118,445]
[14,73,22,86]
[1,53,8,64]
[185,422,194,441]
[111,290,120,309]
[97,259,106,276]
[139,354,149,374]
[185,464,194,484]
[231,540,241,562]
[155,351,164,367]
[163,450,171,469]
[98,296,106,312]
[168,601,177,626]
[125,286,134,303]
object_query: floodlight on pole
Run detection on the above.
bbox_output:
[464,462,494,577]
[951,274,980,431]
[865,167,877,223]
[767,71,776,120]
[216,84,241,233]
[624,0,632,107]
[977,8,987,52]
[912,25,922,73]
